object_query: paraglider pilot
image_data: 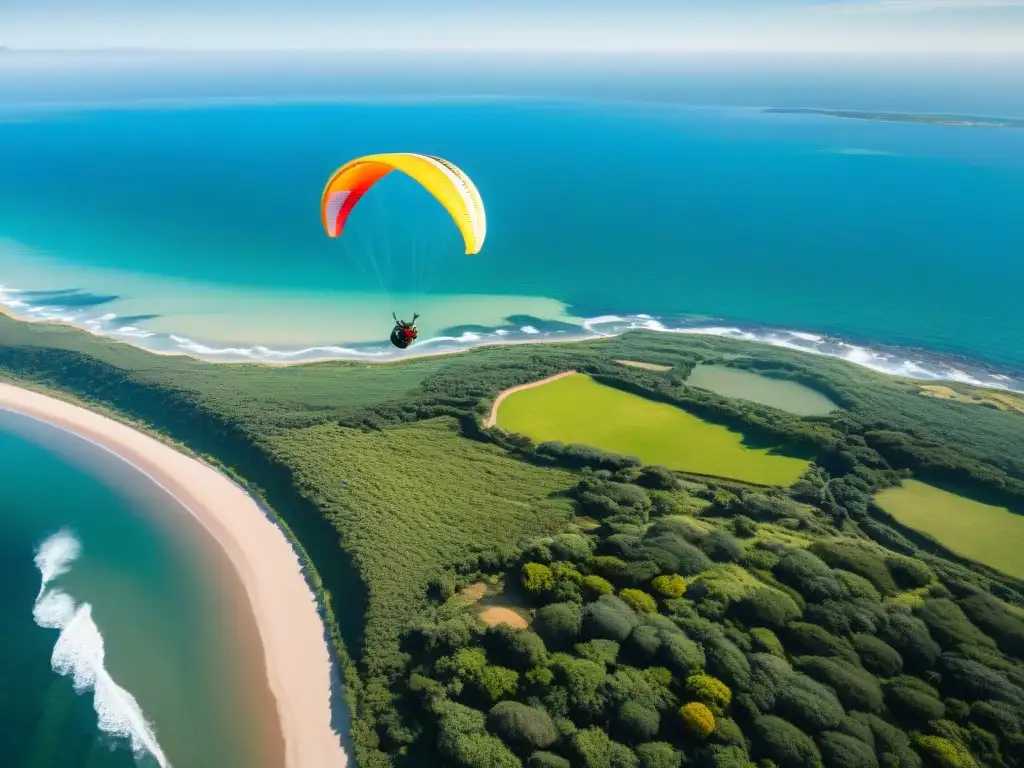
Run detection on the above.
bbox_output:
[390,312,419,349]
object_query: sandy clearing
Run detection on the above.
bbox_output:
[0,382,347,768]
[484,371,578,428]
[478,606,529,629]
[615,360,672,372]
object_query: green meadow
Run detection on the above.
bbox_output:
[496,373,810,485]
[876,479,1024,579]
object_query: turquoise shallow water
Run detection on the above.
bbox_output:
[0,95,1022,384]
[0,409,276,768]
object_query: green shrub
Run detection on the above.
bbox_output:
[851,633,903,677]
[488,701,558,751]
[847,713,921,768]
[753,716,823,768]
[885,555,934,589]
[774,674,845,733]
[588,555,635,586]
[774,549,846,602]
[940,653,1024,706]
[877,610,941,672]
[529,751,571,768]
[958,593,1024,659]
[487,626,548,671]
[835,571,882,602]
[748,653,794,713]
[617,701,661,744]
[575,639,621,666]
[621,589,658,614]
[551,533,596,562]
[732,589,803,630]
[534,602,583,650]
[438,647,488,680]
[687,674,733,714]
[818,731,879,768]
[477,665,519,703]
[916,599,992,651]
[636,742,682,768]
[782,623,854,661]
[445,730,522,768]
[969,700,1021,742]
[751,628,785,658]
[585,595,643,642]
[701,530,744,563]
[699,744,755,768]
[809,541,897,595]
[583,574,615,599]
[883,678,945,725]
[681,702,717,738]
[570,726,639,768]
[795,656,884,713]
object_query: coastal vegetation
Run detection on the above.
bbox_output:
[1,315,1024,768]
[763,108,1024,129]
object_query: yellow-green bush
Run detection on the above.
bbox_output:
[913,735,979,768]
[686,674,732,714]
[679,702,716,738]
[651,574,688,598]
[582,574,614,598]
[620,588,658,614]
[522,563,556,594]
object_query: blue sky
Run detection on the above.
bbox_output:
[5,0,1023,53]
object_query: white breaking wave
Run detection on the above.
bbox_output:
[582,315,1024,393]
[32,530,173,767]
[1,280,1021,391]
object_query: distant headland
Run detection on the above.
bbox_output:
[766,107,1024,129]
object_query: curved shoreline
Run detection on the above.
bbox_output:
[485,370,577,428]
[0,382,348,768]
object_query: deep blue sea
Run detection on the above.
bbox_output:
[1,53,1022,383]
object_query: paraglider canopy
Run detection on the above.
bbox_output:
[321,152,487,255]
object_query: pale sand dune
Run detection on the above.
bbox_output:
[615,360,672,372]
[485,371,578,428]
[0,382,347,768]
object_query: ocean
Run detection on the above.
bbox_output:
[0,409,278,768]
[0,55,1022,388]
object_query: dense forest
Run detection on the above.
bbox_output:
[0,315,1022,768]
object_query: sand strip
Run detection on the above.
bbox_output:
[485,371,577,428]
[0,382,347,768]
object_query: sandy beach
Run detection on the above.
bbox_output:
[0,381,347,768]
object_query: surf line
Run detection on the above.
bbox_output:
[32,529,173,768]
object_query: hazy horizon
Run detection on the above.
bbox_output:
[4,0,1024,54]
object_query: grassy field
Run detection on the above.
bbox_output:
[496,373,811,485]
[876,479,1024,579]
[685,363,839,416]
[266,417,576,673]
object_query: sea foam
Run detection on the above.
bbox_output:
[32,530,173,767]
[1,279,1021,392]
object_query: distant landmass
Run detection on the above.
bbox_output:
[766,107,1024,129]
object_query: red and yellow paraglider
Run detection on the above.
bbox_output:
[320,153,486,348]
[320,152,487,255]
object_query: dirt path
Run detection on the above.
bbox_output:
[484,371,578,428]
